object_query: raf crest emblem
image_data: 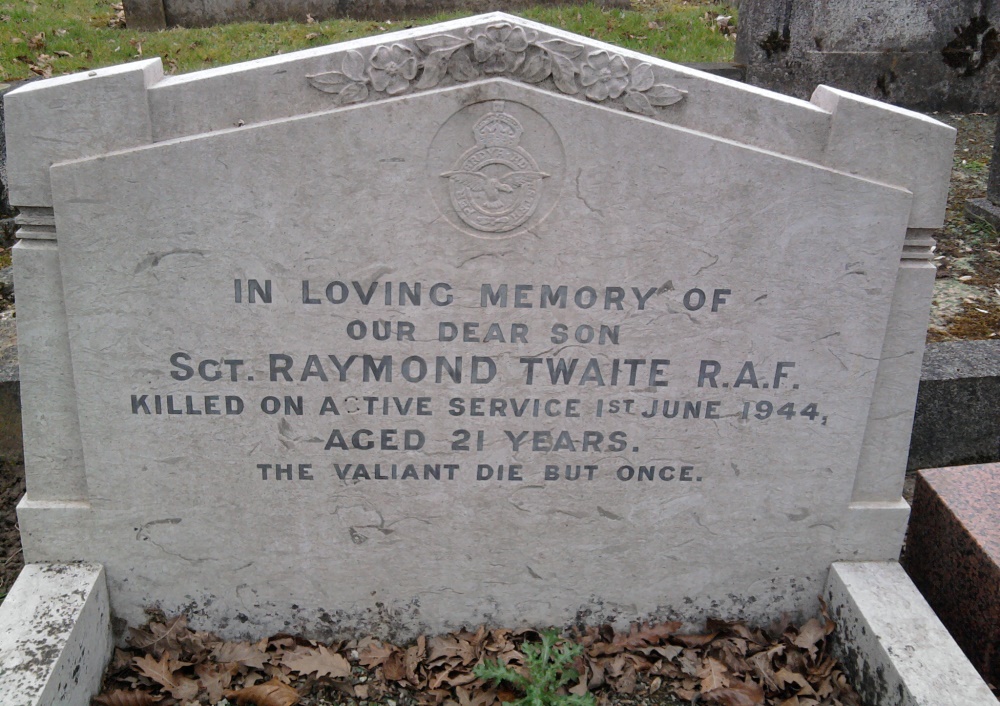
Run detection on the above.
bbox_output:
[441,101,549,233]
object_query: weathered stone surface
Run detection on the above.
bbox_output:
[902,463,1000,691]
[908,341,1000,471]
[5,14,954,640]
[735,0,1000,112]
[0,563,113,706]
[825,561,998,706]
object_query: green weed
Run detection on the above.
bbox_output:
[474,630,595,706]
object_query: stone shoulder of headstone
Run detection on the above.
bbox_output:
[2,13,958,639]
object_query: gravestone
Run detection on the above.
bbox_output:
[965,118,1000,228]
[735,0,1000,113]
[5,14,955,640]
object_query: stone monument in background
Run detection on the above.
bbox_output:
[735,0,999,112]
[966,118,1000,228]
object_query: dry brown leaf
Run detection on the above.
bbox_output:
[383,649,407,681]
[357,638,396,668]
[214,641,270,669]
[196,662,238,703]
[673,632,719,648]
[676,648,702,677]
[92,690,162,706]
[225,678,300,706]
[623,621,682,647]
[703,680,766,706]
[698,656,731,692]
[775,667,816,696]
[167,676,200,702]
[132,652,190,690]
[129,615,189,657]
[280,644,351,679]
[791,619,828,657]
[747,647,782,691]
[27,31,44,49]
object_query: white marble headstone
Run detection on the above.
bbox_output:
[5,14,955,639]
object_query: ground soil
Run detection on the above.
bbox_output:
[0,454,24,599]
[927,112,1000,341]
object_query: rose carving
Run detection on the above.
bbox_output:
[580,50,630,101]
[368,44,418,95]
[470,23,531,74]
[306,23,687,117]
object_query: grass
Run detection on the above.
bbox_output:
[0,0,737,83]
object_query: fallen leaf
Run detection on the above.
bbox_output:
[703,680,766,705]
[226,678,300,706]
[791,618,830,657]
[132,652,191,690]
[674,632,719,648]
[698,656,731,692]
[93,691,162,706]
[214,640,270,669]
[280,644,351,679]
[196,661,238,703]
[129,614,189,657]
[27,31,44,49]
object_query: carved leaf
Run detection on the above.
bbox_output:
[448,49,478,82]
[537,38,585,59]
[342,49,367,82]
[518,48,551,83]
[306,71,353,94]
[623,90,654,115]
[225,678,301,706]
[629,62,655,92]
[338,82,369,105]
[416,49,452,89]
[549,52,578,94]
[414,33,468,54]
[644,83,686,106]
[93,691,162,706]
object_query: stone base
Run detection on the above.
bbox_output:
[902,464,1000,691]
[825,561,998,706]
[0,560,991,705]
[0,563,113,706]
[967,198,1000,231]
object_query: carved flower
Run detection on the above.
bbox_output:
[471,23,530,74]
[580,51,630,101]
[368,44,418,95]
